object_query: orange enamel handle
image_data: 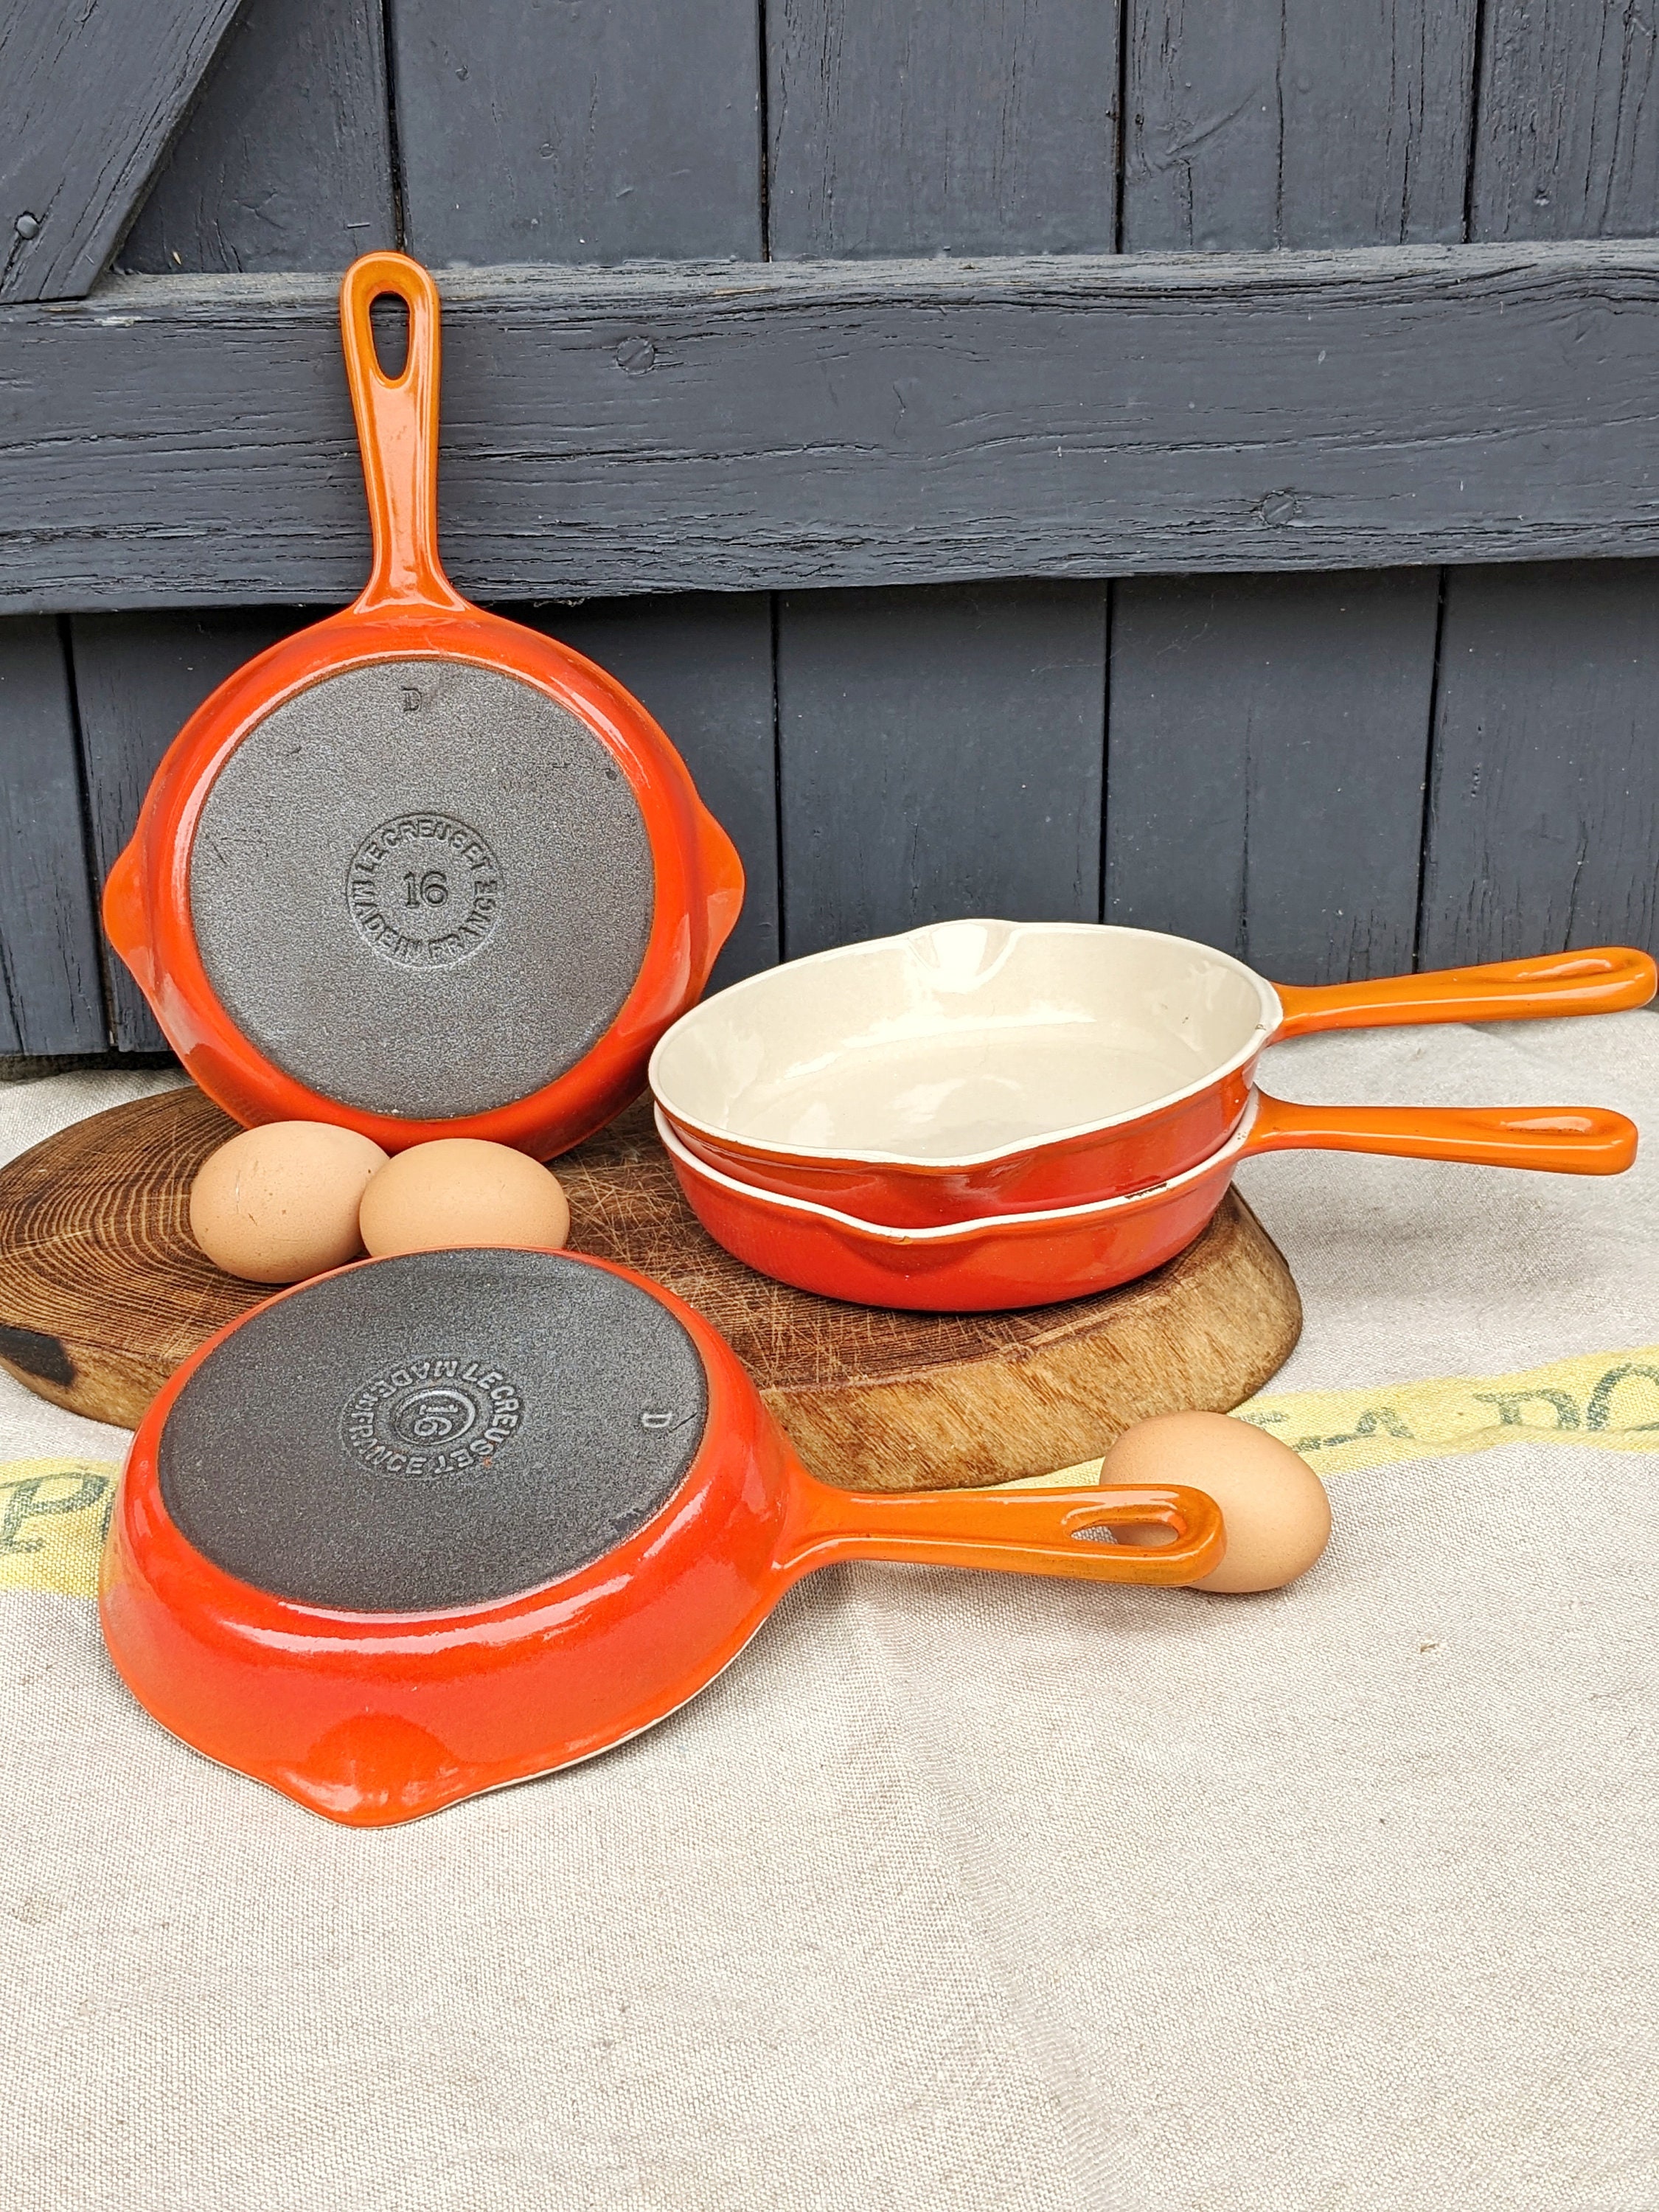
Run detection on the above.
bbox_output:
[776,1478,1225,1585]
[338,251,467,616]
[1242,1090,1638,1175]
[1272,947,1656,1037]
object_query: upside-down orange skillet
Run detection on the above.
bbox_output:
[100,1248,1226,1826]
[103,253,742,1157]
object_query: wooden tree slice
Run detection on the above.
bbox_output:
[0,1086,1301,1489]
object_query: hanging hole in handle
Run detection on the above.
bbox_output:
[1073,1520,1182,1551]
[369,291,411,380]
[1093,1522,1178,1550]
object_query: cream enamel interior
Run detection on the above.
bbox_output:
[650,921,1280,1166]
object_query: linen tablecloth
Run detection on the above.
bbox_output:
[1,1013,1654,2211]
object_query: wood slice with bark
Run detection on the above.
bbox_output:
[0,1087,1301,1489]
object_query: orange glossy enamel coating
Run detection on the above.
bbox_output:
[339,253,467,617]
[653,940,1653,1227]
[657,1087,1638,1311]
[776,1477,1222,1582]
[1244,1092,1638,1175]
[1272,945,1656,1038]
[666,1062,1259,1225]
[100,254,743,1157]
[99,1251,1223,1826]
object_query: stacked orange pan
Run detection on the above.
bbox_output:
[650,919,1652,1311]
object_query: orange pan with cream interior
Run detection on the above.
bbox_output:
[650,920,1653,1225]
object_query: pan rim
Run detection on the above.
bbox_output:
[650,919,1280,1171]
[654,1097,1254,1245]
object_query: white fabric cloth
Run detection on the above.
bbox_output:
[1,1018,1655,2211]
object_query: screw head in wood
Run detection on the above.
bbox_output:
[13,213,39,240]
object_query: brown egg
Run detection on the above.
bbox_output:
[189,1121,389,1284]
[358,1138,571,1258]
[1099,1411,1332,1593]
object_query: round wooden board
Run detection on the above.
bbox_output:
[0,1087,1301,1490]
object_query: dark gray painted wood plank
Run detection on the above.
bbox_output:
[0,0,247,302]
[390,0,761,265]
[517,594,779,988]
[1122,0,1477,251]
[777,583,1105,959]
[118,0,395,275]
[1419,561,1659,966]
[1471,0,1659,241]
[1106,571,1439,983]
[10,245,1659,610]
[767,0,1117,257]
[0,619,107,1053]
[1447,4,1659,974]
[70,608,307,1048]
[768,7,1116,1036]
[1116,7,1458,988]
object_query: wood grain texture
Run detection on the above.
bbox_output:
[518,594,779,990]
[1115,6,1457,995]
[1455,4,1659,975]
[0,0,246,302]
[0,619,106,1054]
[767,0,1118,256]
[391,0,762,264]
[69,609,310,1049]
[0,1088,1301,1484]
[1471,0,1659,240]
[768,8,1116,1029]
[777,582,1105,959]
[1417,560,1659,965]
[117,0,395,275]
[1123,0,1478,251]
[10,244,1659,612]
[1106,570,1439,982]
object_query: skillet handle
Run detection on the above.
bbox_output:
[339,252,468,616]
[1271,946,1656,1038]
[1242,1091,1638,1175]
[774,1478,1225,1586]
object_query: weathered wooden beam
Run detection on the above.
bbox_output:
[0,0,248,304]
[4,240,1659,609]
[118,0,396,277]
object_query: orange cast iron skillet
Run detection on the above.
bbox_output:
[100,1250,1225,1828]
[102,252,742,1157]
[652,923,1657,1225]
[657,1091,1638,1311]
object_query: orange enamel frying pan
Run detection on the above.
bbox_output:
[651,921,1655,1222]
[101,1247,1233,1826]
[103,253,742,1157]
[657,1090,1638,1310]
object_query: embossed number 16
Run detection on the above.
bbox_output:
[403,869,450,908]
